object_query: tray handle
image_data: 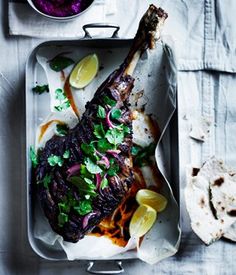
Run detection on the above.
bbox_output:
[83,23,120,38]
[87,261,124,274]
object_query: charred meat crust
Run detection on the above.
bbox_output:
[35,76,135,242]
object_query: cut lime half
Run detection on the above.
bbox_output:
[69,54,99,89]
[129,204,157,238]
[136,189,168,212]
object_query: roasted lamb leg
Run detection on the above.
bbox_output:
[34,5,168,242]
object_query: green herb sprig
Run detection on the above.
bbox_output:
[131,142,156,167]
[30,146,38,168]
[54,88,71,112]
[49,55,74,72]
[55,123,69,136]
[32,84,49,95]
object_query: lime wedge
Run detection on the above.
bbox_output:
[69,54,99,89]
[136,189,167,212]
[129,204,157,238]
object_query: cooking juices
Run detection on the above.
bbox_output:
[32,0,93,17]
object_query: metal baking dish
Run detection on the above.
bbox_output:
[25,25,179,274]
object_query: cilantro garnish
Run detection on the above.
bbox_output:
[132,142,156,167]
[42,174,51,189]
[30,146,38,168]
[58,213,68,227]
[103,96,116,107]
[107,158,119,176]
[101,177,109,189]
[49,55,74,72]
[58,202,70,214]
[122,124,131,134]
[97,105,106,119]
[105,128,124,146]
[54,88,70,112]
[97,138,113,153]
[63,150,70,159]
[85,158,102,174]
[111,109,122,120]
[81,143,95,156]
[84,178,94,185]
[55,88,66,100]
[55,123,69,136]
[54,101,70,112]
[47,155,64,167]
[69,176,97,197]
[93,123,105,139]
[131,145,141,156]
[74,200,93,216]
[32,84,49,95]
[80,164,93,179]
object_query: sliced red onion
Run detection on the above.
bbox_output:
[97,155,110,169]
[67,164,80,178]
[107,149,121,155]
[95,173,102,189]
[106,109,116,128]
[82,212,96,229]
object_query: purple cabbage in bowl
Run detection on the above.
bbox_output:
[32,0,94,17]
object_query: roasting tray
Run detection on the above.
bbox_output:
[25,25,180,273]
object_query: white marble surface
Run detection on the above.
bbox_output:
[1,0,236,274]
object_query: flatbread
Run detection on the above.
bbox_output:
[185,157,236,244]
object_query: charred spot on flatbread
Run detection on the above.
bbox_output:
[192,168,200,177]
[213,177,224,187]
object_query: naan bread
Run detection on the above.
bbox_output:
[185,157,236,244]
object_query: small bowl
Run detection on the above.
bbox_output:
[27,0,95,21]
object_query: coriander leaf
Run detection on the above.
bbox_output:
[56,123,69,136]
[107,158,119,176]
[103,96,116,107]
[55,88,66,100]
[111,109,122,120]
[105,128,124,146]
[81,143,95,156]
[101,177,109,189]
[63,150,70,159]
[74,200,92,216]
[58,202,70,214]
[49,55,74,72]
[54,106,63,112]
[116,124,131,134]
[133,142,156,167]
[97,105,106,119]
[131,145,142,156]
[48,155,64,167]
[30,146,38,168]
[80,164,93,179]
[69,176,97,197]
[32,84,49,95]
[93,123,105,139]
[54,100,70,112]
[84,178,94,185]
[42,174,51,189]
[58,213,68,227]
[122,125,131,134]
[97,138,113,153]
[85,158,102,174]
[54,88,70,112]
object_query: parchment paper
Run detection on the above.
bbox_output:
[32,40,180,264]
